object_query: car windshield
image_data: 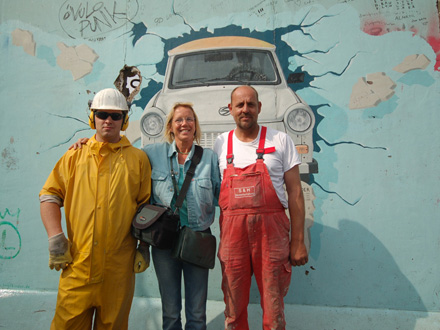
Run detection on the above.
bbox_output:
[169,49,280,88]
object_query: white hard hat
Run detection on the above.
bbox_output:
[91,88,129,111]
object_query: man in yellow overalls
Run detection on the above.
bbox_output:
[40,88,151,329]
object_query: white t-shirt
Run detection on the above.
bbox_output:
[213,126,301,208]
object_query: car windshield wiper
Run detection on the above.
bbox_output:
[204,76,249,85]
[204,76,230,83]
[227,78,248,84]
[175,78,209,86]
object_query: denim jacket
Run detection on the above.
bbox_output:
[142,142,221,231]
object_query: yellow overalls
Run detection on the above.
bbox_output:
[40,135,151,329]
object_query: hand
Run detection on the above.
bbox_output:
[68,137,89,150]
[48,232,73,271]
[290,240,308,267]
[134,243,150,273]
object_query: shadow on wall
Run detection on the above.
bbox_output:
[206,218,430,329]
[283,219,428,320]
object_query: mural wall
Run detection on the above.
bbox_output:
[1,0,439,318]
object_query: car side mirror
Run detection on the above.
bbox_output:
[287,72,305,84]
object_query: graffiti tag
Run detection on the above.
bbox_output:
[59,0,139,39]
[0,209,21,259]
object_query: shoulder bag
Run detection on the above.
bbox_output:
[131,146,202,249]
[169,146,217,269]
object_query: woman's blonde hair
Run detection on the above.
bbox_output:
[164,102,201,144]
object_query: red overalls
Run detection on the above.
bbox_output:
[218,127,292,330]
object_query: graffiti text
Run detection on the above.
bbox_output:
[0,209,21,260]
[59,0,139,39]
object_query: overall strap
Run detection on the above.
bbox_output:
[256,126,275,159]
[226,127,276,164]
[226,130,234,165]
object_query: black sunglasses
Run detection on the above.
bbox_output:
[94,111,124,121]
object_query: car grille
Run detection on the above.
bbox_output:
[200,132,222,149]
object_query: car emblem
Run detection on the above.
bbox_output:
[218,106,230,116]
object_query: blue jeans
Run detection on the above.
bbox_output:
[152,246,209,330]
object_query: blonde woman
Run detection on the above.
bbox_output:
[143,103,221,330]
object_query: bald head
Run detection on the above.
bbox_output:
[230,85,259,103]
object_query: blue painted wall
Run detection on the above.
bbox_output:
[1,0,439,318]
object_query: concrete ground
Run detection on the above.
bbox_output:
[1,290,439,329]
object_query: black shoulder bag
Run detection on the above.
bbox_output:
[169,146,217,269]
[132,145,203,250]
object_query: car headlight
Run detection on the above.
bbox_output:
[141,112,164,137]
[286,108,313,134]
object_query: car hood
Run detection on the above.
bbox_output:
[151,85,301,124]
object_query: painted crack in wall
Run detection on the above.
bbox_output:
[42,113,90,151]
[41,65,143,150]
[172,1,196,33]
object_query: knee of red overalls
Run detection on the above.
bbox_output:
[218,213,253,330]
[253,212,292,330]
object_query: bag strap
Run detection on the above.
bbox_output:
[171,145,203,209]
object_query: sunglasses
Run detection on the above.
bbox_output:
[94,111,124,121]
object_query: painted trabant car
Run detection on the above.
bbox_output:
[139,36,317,179]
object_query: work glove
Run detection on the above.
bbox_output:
[134,243,150,273]
[48,232,73,271]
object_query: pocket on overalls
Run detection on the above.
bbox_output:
[228,171,266,210]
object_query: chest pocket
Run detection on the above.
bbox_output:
[151,169,168,181]
[194,178,213,207]
[228,171,266,210]
[151,169,172,205]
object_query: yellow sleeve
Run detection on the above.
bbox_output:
[39,153,70,202]
[137,150,152,206]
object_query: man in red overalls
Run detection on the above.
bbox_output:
[213,85,308,330]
